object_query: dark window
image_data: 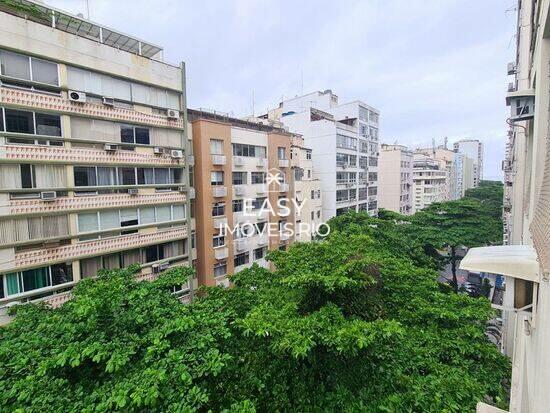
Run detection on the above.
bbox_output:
[121,125,134,143]
[51,263,72,285]
[145,245,159,263]
[232,199,243,213]
[35,113,61,136]
[171,168,182,183]
[119,168,136,185]
[5,109,34,134]
[20,164,34,188]
[135,127,150,144]
[74,166,97,187]
[0,108,4,131]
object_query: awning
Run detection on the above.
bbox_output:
[460,245,539,282]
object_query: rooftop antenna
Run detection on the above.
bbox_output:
[444,136,448,149]
[432,137,436,155]
[251,89,255,117]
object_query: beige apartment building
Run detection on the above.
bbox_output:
[460,0,550,411]
[378,144,413,215]
[189,110,294,287]
[416,146,457,201]
[412,153,447,213]
[0,1,194,321]
[291,135,323,241]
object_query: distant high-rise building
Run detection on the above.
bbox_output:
[412,153,447,212]
[378,144,413,215]
[266,90,380,219]
[453,139,484,186]
[416,146,457,200]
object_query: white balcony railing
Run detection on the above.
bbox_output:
[256,185,267,194]
[214,247,229,260]
[278,159,290,168]
[212,186,227,197]
[213,217,228,229]
[257,158,268,168]
[211,154,226,165]
[233,156,244,167]
[234,238,249,252]
[233,185,245,197]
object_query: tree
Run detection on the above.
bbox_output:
[0,215,510,412]
[408,195,502,293]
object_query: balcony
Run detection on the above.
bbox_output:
[213,217,228,229]
[212,186,227,198]
[0,87,184,129]
[233,185,245,197]
[257,158,268,168]
[211,154,226,165]
[280,231,290,241]
[5,227,188,272]
[278,183,289,192]
[233,156,244,167]
[278,159,290,168]
[1,144,183,167]
[257,235,268,246]
[214,247,229,260]
[234,238,249,252]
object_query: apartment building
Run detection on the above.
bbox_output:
[265,90,380,219]
[415,146,456,201]
[291,135,323,241]
[189,109,294,287]
[461,1,550,411]
[454,139,484,187]
[412,153,447,213]
[0,1,194,320]
[378,144,413,215]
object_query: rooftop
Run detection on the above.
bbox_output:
[0,0,163,60]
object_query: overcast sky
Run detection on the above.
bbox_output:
[49,0,517,180]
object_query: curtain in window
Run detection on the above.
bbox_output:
[71,117,119,143]
[210,139,224,155]
[27,217,42,239]
[31,57,58,85]
[0,165,22,189]
[140,206,156,224]
[97,167,117,186]
[34,165,66,188]
[22,267,49,291]
[167,92,180,110]
[154,169,169,185]
[100,210,119,230]
[43,216,69,238]
[172,205,185,220]
[151,128,181,147]
[80,257,102,279]
[103,254,120,270]
[122,249,141,267]
[5,273,20,295]
[156,206,171,222]
[138,168,154,185]
[78,213,99,233]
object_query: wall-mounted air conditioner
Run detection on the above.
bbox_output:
[40,191,57,201]
[102,97,115,106]
[167,109,179,119]
[68,90,86,103]
[104,143,119,152]
[153,147,164,155]
[171,149,183,159]
[128,188,139,195]
[507,62,517,75]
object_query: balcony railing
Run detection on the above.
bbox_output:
[212,186,227,198]
[278,159,290,168]
[211,154,226,165]
[214,247,229,260]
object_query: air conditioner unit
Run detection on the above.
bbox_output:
[507,62,517,75]
[104,143,119,152]
[68,90,86,103]
[167,109,179,119]
[128,188,139,195]
[178,186,186,193]
[171,149,183,159]
[40,191,57,201]
[153,147,164,155]
[102,97,115,106]
[152,263,161,274]
[158,262,170,271]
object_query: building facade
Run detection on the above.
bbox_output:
[0,1,194,321]
[412,153,447,213]
[266,90,380,219]
[189,110,295,288]
[453,139,484,187]
[291,135,323,242]
[378,144,413,214]
[461,1,550,411]
[416,146,457,201]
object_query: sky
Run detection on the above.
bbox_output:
[48,0,518,180]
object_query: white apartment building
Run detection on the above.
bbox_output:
[416,146,457,201]
[0,1,194,321]
[454,139,484,187]
[378,144,413,215]
[412,153,447,213]
[265,90,380,219]
[461,1,550,411]
[291,135,323,241]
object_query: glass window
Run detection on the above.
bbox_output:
[211,171,224,186]
[144,245,160,263]
[254,247,265,260]
[251,172,265,184]
[119,168,136,185]
[213,261,227,277]
[35,113,61,137]
[171,168,182,184]
[210,139,224,155]
[212,203,225,217]
[135,127,150,145]
[120,208,138,227]
[137,168,154,185]
[20,164,35,188]
[100,210,119,229]
[121,125,134,143]
[5,109,34,134]
[154,168,169,185]
[0,50,30,80]
[50,263,72,285]
[232,199,243,213]
[78,212,99,233]
[21,267,49,292]
[74,166,97,187]
[213,235,225,248]
[156,205,172,222]
[278,147,286,160]
[97,167,117,186]
[232,172,247,185]
[172,205,185,220]
[234,252,249,267]
[140,206,156,224]
[31,57,59,85]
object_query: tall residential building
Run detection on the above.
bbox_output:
[461,1,550,411]
[0,1,194,321]
[412,153,447,213]
[378,144,413,215]
[453,139,484,187]
[415,146,457,201]
[291,135,323,242]
[189,109,294,288]
[265,90,380,218]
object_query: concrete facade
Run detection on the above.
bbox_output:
[378,144,413,214]
[412,153,447,213]
[454,139,484,187]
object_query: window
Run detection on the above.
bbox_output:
[35,113,62,137]
[213,235,225,248]
[306,150,312,160]
[311,190,315,199]
[3,263,72,298]
[251,172,265,184]
[252,197,266,210]
[336,134,357,150]
[234,252,249,267]
[233,199,243,213]
[78,212,99,233]
[211,171,224,186]
[214,261,227,277]
[5,109,34,134]
[120,208,138,227]
[254,247,266,260]
[74,166,97,187]
[0,50,59,86]
[121,125,150,145]
[317,210,321,218]
[232,172,247,185]
[210,139,224,155]
[20,164,35,188]
[232,143,266,158]
[256,221,267,234]
[336,153,357,167]
[119,168,136,185]
[212,202,225,217]
[278,147,286,160]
